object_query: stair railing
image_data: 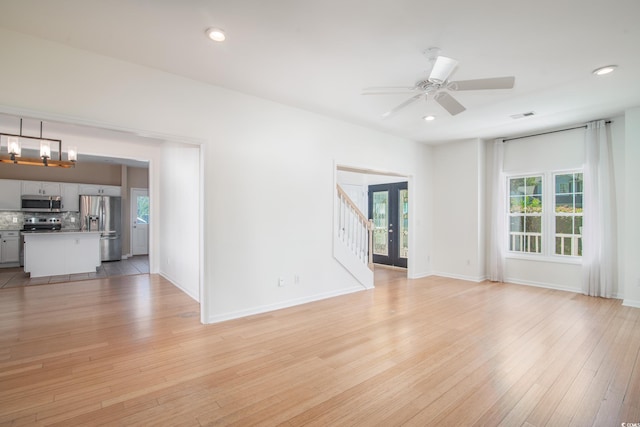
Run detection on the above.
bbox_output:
[336,184,373,270]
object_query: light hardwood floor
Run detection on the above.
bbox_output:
[1,271,639,426]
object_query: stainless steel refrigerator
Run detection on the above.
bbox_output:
[79,195,122,261]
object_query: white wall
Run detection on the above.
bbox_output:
[205,105,431,321]
[431,139,485,281]
[159,141,201,302]
[623,107,640,307]
[0,28,431,323]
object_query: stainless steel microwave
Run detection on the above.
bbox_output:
[21,195,62,212]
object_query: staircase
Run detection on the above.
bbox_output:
[334,184,374,289]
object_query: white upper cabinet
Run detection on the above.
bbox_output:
[0,180,21,210]
[78,184,121,197]
[61,183,80,211]
[21,181,61,196]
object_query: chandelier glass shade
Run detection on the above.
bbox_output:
[0,119,77,168]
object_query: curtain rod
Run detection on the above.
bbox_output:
[503,120,612,142]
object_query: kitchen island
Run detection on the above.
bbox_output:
[22,231,102,278]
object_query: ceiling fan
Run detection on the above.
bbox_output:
[362,48,515,118]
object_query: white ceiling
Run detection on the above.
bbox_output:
[0,0,638,144]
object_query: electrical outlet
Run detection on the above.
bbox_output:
[294,275,300,285]
[70,217,75,223]
[12,217,18,223]
[279,277,285,287]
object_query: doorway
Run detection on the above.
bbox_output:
[131,188,149,255]
[368,182,408,268]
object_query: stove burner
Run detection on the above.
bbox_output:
[21,217,62,232]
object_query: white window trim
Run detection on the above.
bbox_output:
[504,169,583,264]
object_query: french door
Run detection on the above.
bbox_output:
[368,182,408,268]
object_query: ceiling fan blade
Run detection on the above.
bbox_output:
[363,86,416,91]
[428,56,458,84]
[381,94,422,118]
[435,92,466,116]
[362,91,417,95]
[448,76,515,91]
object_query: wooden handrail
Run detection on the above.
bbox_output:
[336,184,371,228]
[336,184,374,270]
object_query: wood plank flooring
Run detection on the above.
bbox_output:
[0,270,639,426]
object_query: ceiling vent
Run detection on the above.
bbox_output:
[510,111,536,119]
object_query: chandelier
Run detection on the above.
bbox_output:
[0,118,77,168]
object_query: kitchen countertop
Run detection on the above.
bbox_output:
[21,230,101,235]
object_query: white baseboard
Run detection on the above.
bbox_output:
[206,286,365,325]
[159,271,199,303]
[430,271,488,283]
[505,277,627,300]
[622,299,640,308]
[504,276,579,294]
[408,270,432,279]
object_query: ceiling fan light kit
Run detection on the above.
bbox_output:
[363,48,516,119]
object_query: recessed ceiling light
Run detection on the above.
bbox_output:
[592,65,617,76]
[205,27,226,42]
[423,115,436,121]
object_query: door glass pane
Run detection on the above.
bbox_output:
[136,195,150,224]
[399,189,408,259]
[372,191,388,256]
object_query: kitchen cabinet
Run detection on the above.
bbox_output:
[23,231,101,277]
[0,231,20,264]
[78,184,121,196]
[61,183,80,211]
[22,181,61,196]
[0,179,21,210]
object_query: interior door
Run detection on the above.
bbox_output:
[131,188,149,256]
[368,182,408,268]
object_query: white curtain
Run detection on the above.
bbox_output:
[582,120,616,297]
[489,139,506,282]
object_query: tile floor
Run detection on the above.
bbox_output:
[0,255,149,288]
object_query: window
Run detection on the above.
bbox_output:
[508,176,543,253]
[506,171,583,258]
[554,173,583,256]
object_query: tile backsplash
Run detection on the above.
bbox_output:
[0,211,80,231]
[0,212,23,230]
